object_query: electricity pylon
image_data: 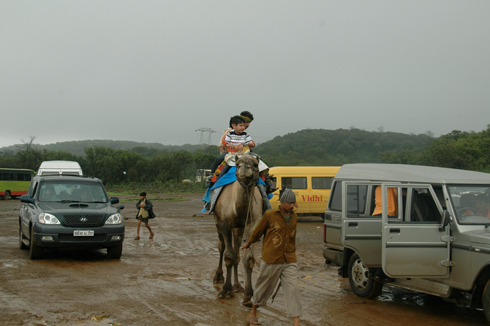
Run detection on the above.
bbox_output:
[195,128,216,150]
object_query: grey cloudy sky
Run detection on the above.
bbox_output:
[1,1,490,149]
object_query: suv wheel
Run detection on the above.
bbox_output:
[348,253,383,299]
[29,227,43,260]
[483,278,490,323]
[107,244,123,259]
[19,224,28,250]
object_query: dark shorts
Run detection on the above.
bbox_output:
[137,216,150,224]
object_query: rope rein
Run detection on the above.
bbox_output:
[238,162,261,271]
[244,184,260,270]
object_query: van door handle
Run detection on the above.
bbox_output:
[390,228,400,233]
[348,222,358,227]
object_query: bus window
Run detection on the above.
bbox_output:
[282,177,307,189]
[312,177,334,189]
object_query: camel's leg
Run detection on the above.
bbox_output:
[232,228,245,293]
[242,242,255,307]
[217,225,235,299]
[213,230,225,284]
[242,217,258,307]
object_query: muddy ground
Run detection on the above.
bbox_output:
[0,194,487,326]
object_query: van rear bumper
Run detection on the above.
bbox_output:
[323,248,343,266]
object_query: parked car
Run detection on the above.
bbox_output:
[19,174,125,259]
[323,163,490,323]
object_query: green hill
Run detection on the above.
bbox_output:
[1,129,432,165]
[0,139,203,156]
[254,128,431,166]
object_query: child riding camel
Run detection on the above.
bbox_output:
[208,114,255,185]
[203,114,272,213]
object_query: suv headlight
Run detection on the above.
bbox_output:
[105,213,123,225]
[39,213,61,224]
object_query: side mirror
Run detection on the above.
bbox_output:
[110,197,119,204]
[439,210,450,232]
[118,205,125,213]
[20,195,34,204]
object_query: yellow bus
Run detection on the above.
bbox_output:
[0,168,35,199]
[269,166,341,217]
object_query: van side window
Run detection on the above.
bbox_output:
[329,182,342,211]
[282,177,307,189]
[346,185,368,216]
[409,188,442,223]
[312,177,333,189]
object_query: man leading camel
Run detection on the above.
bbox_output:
[241,188,301,326]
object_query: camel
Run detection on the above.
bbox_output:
[212,153,263,306]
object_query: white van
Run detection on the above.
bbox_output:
[196,169,212,183]
[37,161,83,176]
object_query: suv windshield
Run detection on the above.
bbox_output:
[38,182,108,203]
[448,185,490,224]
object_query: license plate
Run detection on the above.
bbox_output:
[74,230,94,236]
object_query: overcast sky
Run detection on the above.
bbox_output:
[1,1,490,149]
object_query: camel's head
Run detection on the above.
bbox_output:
[235,154,259,188]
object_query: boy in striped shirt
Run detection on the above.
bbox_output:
[222,115,256,153]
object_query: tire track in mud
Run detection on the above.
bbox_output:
[118,269,247,325]
[0,245,49,321]
[119,286,172,323]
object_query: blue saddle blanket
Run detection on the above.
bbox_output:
[202,166,270,213]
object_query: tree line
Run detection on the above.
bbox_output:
[379,126,490,173]
[0,137,217,184]
[253,127,432,167]
[1,125,490,185]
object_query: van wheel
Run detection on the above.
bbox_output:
[482,278,490,323]
[348,253,383,299]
